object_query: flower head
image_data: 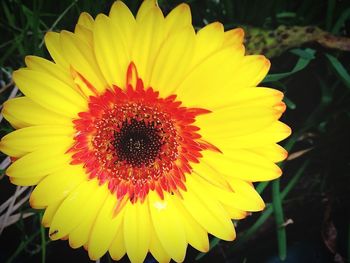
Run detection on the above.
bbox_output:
[0,0,291,262]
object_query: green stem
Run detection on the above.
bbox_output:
[272,179,287,260]
[6,230,41,263]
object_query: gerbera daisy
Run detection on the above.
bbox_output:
[0,0,291,262]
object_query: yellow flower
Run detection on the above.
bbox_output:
[0,0,291,262]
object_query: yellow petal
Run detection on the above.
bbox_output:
[13,69,87,117]
[7,144,71,179]
[109,0,136,49]
[25,56,75,87]
[223,28,244,48]
[75,12,94,45]
[60,31,107,93]
[94,14,129,87]
[2,97,72,129]
[30,164,87,208]
[197,106,284,138]
[172,197,209,252]
[69,183,109,249]
[88,193,126,260]
[44,32,69,68]
[149,191,187,262]
[191,160,231,190]
[150,26,195,97]
[132,6,165,85]
[42,199,63,227]
[193,173,265,211]
[191,22,225,68]
[0,125,74,157]
[211,86,284,110]
[208,121,291,148]
[74,24,93,46]
[136,0,157,21]
[175,46,244,108]
[149,224,171,263]
[49,179,100,240]
[124,200,150,263]
[77,12,94,29]
[109,228,126,261]
[0,142,27,158]
[227,178,266,209]
[164,3,192,36]
[201,150,282,182]
[180,176,236,241]
[230,55,270,87]
[250,144,288,162]
[9,175,43,186]
[222,204,247,219]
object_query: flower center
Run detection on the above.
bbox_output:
[69,63,216,203]
[114,119,163,167]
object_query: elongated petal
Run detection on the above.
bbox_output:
[88,194,126,260]
[0,126,74,156]
[60,31,107,93]
[109,1,136,49]
[13,69,87,117]
[172,197,209,252]
[25,56,75,87]
[7,144,71,179]
[124,200,150,263]
[42,199,63,227]
[180,177,236,241]
[150,26,195,96]
[49,179,101,240]
[223,28,244,48]
[136,0,157,21]
[2,97,72,128]
[109,228,126,261]
[69,183,109,248]
[175,46,244,107]
[193,173,265,211]
[250,144,288,162]
[210,86,284,110]
[77,12,94,29]
[191,22,225,67]
[149,224,171,263]
[207,121,291,148]
[197,106,285,138]
[149,191,187,262]
[94,14,129,87]
[44,32,69,68]
[9,175,44,186]
[164,3,192,36]
[200,150,282,181]
[30,164,87,208]
[132,6,165,85]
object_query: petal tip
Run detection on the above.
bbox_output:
[235,27,245,37]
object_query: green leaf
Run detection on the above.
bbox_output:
[326,0,336,31]
[331,8,350,34]
[325,53,350,90]
[263,48,316,83]
[283,96,297,110]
